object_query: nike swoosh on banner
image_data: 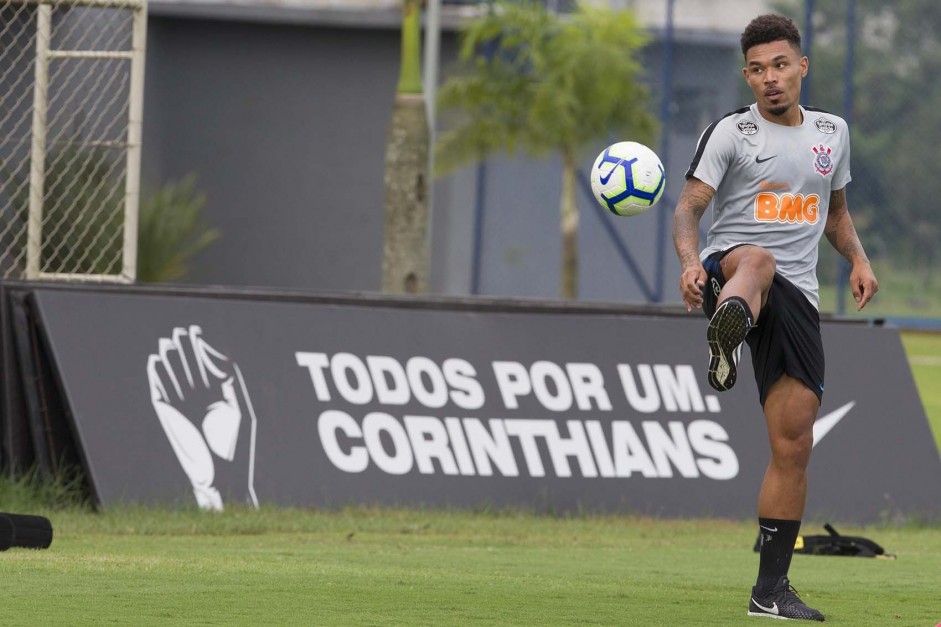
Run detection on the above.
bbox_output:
[751,599,779,615]
[812,400,856,448]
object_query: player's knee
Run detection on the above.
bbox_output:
[741,247,777,280]
[771,429,813,468]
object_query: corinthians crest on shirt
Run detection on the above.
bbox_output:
[812,144,834,176]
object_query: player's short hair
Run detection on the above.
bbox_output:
[740,14,802,57]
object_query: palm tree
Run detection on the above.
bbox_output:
[435,0,657,299]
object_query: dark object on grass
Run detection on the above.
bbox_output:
[0,513,53,551]
[754,523,896,559]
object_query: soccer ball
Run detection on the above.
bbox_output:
[590,141,665,216]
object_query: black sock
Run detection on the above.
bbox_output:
[754,517,801,594]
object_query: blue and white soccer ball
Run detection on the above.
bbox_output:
[590,141,666,217]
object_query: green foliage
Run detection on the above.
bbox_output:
[435,0,657,174]
[136,174,219,283]
[0,466,92,513]
[435,1,658,298]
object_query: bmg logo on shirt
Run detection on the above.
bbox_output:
[753,192,820,224]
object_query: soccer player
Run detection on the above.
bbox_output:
[672,13,878,622]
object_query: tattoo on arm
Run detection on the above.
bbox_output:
[673,179,714,266]
[825,188,868,263]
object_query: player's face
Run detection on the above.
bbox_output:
[742,40,808,124]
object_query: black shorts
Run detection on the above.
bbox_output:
[702,246,824,407]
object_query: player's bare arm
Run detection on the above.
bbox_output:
[673,177,715,311]
[824,187,879,310]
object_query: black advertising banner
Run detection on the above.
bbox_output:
[27,287,941,523]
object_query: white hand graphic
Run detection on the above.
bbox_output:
[146,326,258,510]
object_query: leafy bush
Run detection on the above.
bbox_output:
[136,173,219,283]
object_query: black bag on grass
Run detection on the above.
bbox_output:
[753,523,895,559]
[0,513,53,551]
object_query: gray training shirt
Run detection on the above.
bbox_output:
[686,103,852,309]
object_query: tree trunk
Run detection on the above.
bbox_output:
[383,0,429,294]
[383,95,430,294]
[560,148,579,299]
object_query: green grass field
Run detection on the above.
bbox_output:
[901,331,941,455]
[2,331,940,626]
[2,508,939,626]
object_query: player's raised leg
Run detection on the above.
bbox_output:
[706,246,774,391]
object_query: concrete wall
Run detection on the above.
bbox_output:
[143,13,398,291]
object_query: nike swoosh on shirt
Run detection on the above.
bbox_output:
[755,155,777,163]
[812,401,856,448]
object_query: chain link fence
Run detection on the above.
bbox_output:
[0,0,145,282]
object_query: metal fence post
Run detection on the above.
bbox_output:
[26,3,51,280]
[122,1,147,282]
[653,0,675,303]
[836,0,856,314]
